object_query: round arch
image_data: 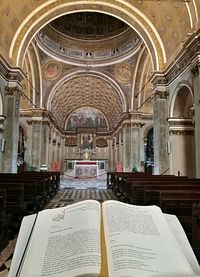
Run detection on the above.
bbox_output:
[9,1,166,70]
[169,82,194,118]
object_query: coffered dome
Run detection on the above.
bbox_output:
[37,12,141,65]
[50,12,129,40]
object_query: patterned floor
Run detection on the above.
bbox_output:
[61,171,107,189]
[0,175,115,276]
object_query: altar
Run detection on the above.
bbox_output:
[75,161,98,178]
[64,159,108,178]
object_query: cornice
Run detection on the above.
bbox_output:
[0,55,26,85]
[20,108,153,139]
[164,31,200,84]
[149,31,200,88]
[168,118,194,127]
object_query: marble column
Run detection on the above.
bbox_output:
[48,128,53,168]
[191,63,200,177]
[131,123,141,171]
[112,138,116,169]
[116,137,119,163]
[168,118,195,177]
[0,115,6,172]
[40,122,50,166]
[123,123,131,171]
[52,131,57,162]
[119,131,123,163]
[59,138,65,173]
[108,139,113,171]
[3,87,22,172]
[153,91,169,174]
[26,119,50,171]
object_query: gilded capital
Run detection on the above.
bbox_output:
[5,86,22,98]
[169,129,194,136]
[153,90,169,100]
[0,115,6,131]
[191,63,200,76]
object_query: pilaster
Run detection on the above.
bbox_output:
[191,62,200,177]
[131,123,141,171]
[26,109,50,171]
[123,123,131,171]
[0,115,6,172]
[3,87,22,172]
[168,118,195,177]
[153,90,169,174]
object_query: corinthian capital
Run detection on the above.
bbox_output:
[153,90,169,100]
[5,86,22,98]
[0,115,6,131]
[191,63,200,76]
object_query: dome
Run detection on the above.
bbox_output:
[50,12,129,40]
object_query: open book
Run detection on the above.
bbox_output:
[9,200,200,277]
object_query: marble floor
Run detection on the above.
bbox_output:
[0,173,113,276]
[60,171,107,189]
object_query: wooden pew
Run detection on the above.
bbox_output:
[144,185,200,206]
[0,173,55,204]
[159,191,200,242]
[192,203,200,262]
[0,188,9,251]
[109,172,150,193]
[0,183,25,246]
[0,172,60,247]
[121,178,200,204]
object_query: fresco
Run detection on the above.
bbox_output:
[43,60,62,80]
[66,107,108,131]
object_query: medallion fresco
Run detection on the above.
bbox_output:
[43,60,62,80]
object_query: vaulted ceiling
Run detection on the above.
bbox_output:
[1,1,199,132]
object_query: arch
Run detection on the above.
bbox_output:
[9,1,166,70]
[143,124,153,140]
[169,82,194,118]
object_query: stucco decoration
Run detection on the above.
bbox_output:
[65,137,77,147]
[96,137,108,147]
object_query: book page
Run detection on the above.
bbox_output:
[8,214,37,277]
[102,200,195,277]
[19,200,101,277]
[165,214,200,276]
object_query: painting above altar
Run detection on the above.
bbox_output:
[66,107,108,131]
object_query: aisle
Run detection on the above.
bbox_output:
[60,172,107,189]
